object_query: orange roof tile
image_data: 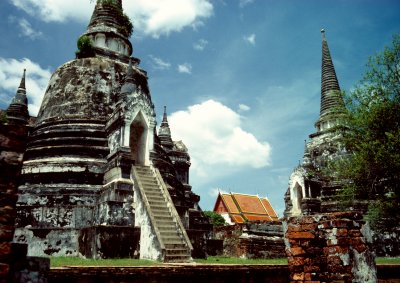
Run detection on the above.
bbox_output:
[221,194,240,214]
[213,192,279,224]
[243,214,273,222]
[230,214,245,224]
[232,194,266,214]
[261,198,279,219]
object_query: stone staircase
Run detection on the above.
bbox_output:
[133,165,192,262]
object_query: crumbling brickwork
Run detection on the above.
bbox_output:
[0,124,28,282]
[215,221,286,259]
[284,212,376,283]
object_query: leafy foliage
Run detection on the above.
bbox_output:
[76,35,95,58]
[0,111,8,125]
[335,34,400,229]
[203,211,226,227]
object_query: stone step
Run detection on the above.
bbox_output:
[134,165,191,263]
[164,243,187,249]
[154,216,174,223]
[142,188,161,194]
[157,225,177,232]
[135,169,153,175]
[156,223,176,229]
[160,231,180,238]
[163,239,184,246]
[149,204,169,211]
[140,181,159,187]
[150,206,170,213]
[146,194,165,200]
[148,196,166,203]
[164,255,191,263]
[161,239,185,245]
[138,177,157,183]
[144,190,164,197]
[152,211,172,218]
[149,202,168,208]
[165,248,190,255]
[145,194,165,201]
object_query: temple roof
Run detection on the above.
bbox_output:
[319,29,345,118]
[214,192,279,224]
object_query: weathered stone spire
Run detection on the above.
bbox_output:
[158,106,174,149]
[316,29,345,131]
[7,69,29,125]
[88,0,123,32]
[82,0,132,58]
[320,29,344,116]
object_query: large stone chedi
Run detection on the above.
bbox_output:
[284,30,348,217]
[14,0,209,261]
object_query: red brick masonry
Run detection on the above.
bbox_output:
[284,212,377,283]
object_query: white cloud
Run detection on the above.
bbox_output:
[127,0,213,37]
[193,39,208,51]
[148,55,171,70]
[208,187,229,198]
[238,104,250,112]
[178,63,192,74]
[10,0,93,23]
[244,33,256,45]
[0,58,52,116]
[239,0,254,7]
[18,18,43,40]
[169,100,271,185]
[10,0,214,38]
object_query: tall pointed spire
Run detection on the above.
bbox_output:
[320,29,344,117]
[158,106,174,149]
[7,69,29,125]
[315,29,345,132]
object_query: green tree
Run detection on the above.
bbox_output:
[0,111,7,125]
[335,34,400,230]
[203,211,226,227]
[76,35,94,59]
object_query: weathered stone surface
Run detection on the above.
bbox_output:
[284,212,377,283]
[13,256,50,283]
[79,226,140,259]
[215,221,286,259]
[8,0,211,262]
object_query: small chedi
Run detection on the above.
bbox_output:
[4,0,211,262]
[284,29,348,218]
[283,30,379,282]
[283,29,400,257]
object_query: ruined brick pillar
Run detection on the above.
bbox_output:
[284,212,377,283]
[0,124,28,282]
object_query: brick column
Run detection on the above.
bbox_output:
[284,212,376,283]
[0,125,28,282]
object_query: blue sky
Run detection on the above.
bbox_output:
[0,0,399,216]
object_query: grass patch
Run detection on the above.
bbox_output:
[50,257,158,267]
[50,256,400,267]
[376,257,400,264]
[194,257,288,265]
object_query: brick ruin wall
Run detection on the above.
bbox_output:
[0,124,49,282]
[284,212,376,283]
[0,124,27,282]
[215,221,286,259]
